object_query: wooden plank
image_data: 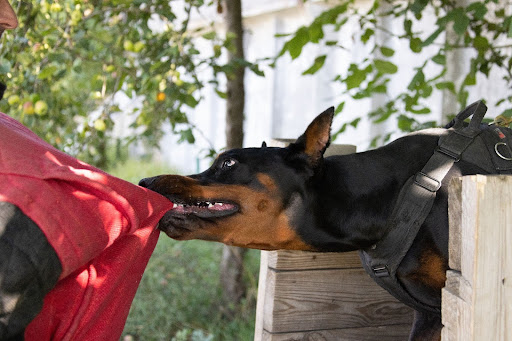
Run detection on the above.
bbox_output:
[469,175,512,341]
[261,324,412,341]
[266,250,362,271]
[447,177,462,271]
[441,271,472,341]
[255,251,270,341]
[263,268,413,333]
[443,175,512,341]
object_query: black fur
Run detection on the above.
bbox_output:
[140,108,499,341]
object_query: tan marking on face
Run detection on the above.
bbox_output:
[257,200,268,212]
[153,174,314,251]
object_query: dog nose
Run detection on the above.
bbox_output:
[139,177,156,188]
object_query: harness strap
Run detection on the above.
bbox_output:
[360,100,487,314]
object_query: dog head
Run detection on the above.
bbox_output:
[140,107,334,250]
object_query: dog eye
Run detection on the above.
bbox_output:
[221,158,237,169]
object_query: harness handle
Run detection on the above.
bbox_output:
[450,100,488,130]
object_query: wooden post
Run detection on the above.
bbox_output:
[255,142,413,341]
[442,175,512,341]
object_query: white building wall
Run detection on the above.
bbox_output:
[153,0,511,174]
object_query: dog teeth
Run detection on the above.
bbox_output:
[173,201,227,209]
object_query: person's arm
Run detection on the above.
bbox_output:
[0,202,62,340]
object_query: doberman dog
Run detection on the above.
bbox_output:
[140,105,510,341]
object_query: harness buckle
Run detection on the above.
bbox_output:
[372,265,390,278]
[495,142,512,161]
[414,172,441,192]
[436,146,461,162]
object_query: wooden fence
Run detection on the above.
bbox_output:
[442,175,512,340]
[254,171,511,339]
[254,250,413,340]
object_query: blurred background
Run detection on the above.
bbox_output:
[1,0,511,339]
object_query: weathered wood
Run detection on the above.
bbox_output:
[266,250,362,271]
[261,324,412,341]
[442,175,512,341]
[262,268,413,333]
[447,177,462,271]
[254,251,270,341]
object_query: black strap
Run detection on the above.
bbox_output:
[445,100,488,130]
[360,100,487,314]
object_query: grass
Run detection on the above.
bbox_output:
[109,158,260,341]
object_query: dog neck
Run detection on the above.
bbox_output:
[299,132,441,252]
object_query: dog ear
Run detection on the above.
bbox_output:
[289,107,334,166]
[261,141,267,148]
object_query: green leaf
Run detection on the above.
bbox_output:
[398,115,414,131]
[349,117,361,128]
[335,101,345,114]
[308,22,324,43]
[380,46,395,57]
[467,2,487,20]
[495,9,506,18]
[458,90,469,107]
[38,65,58,80]
[408,69,425,91]
[463,73,476,86]
[473,36,489,51]
[314,3,350,26]
[179,129,195,144]
[117,73,127,92]
[214,89,227,99]
[374,59,398,74]
[451,8,470,35]
[0,57,10,73]
[302,55,327,75]
[410,106,431,114]
[361,28,374,43]
[404,19,412,36]
[184,94,198,108]
[280,26,309,60]
[202,31,216,40]
[410,0,428,16]
[409,37,422,53]
[345,64,371,90]
[435,81,456,94]
[423,27,443,47]
[432,54,446,65]
[249,64,265,77]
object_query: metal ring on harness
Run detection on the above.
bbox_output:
[494,142,512,161]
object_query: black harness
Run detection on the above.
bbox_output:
[360,101,512,314]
